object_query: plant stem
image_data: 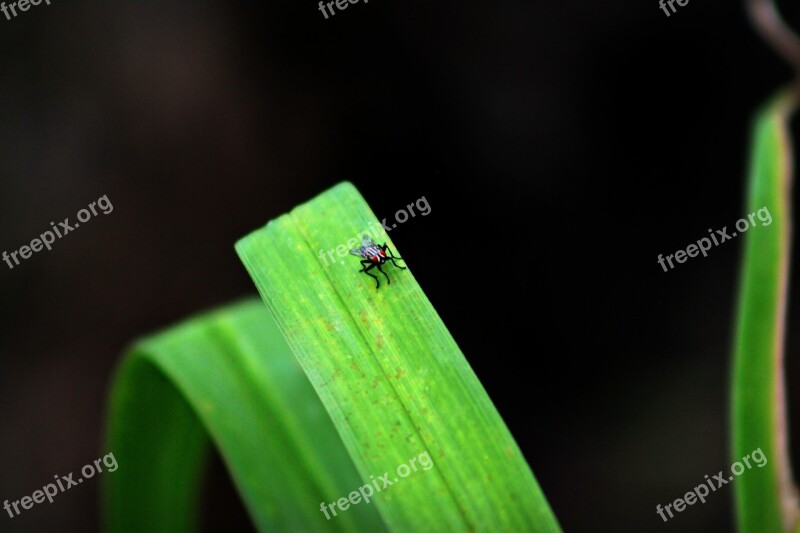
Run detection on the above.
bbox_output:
[747,0,800,88]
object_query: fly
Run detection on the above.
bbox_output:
[349,236,406,289]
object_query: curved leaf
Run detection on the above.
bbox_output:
[732,89,799,532]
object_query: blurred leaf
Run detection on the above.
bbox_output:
[103,298,386,532]
[732,90,799,532]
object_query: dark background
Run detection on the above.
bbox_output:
[1,0,799,531]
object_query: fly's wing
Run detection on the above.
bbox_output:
[348,246,366,258]
[350,236,376,258]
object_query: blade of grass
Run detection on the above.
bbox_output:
[732,89,799,532]
[103,298,386,532]
[236,182,561,531]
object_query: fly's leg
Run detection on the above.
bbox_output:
[361,260,380,289]
[376,263,391,285]
[389,257,406,269]
[381,244,407,270]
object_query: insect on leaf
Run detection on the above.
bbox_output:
[235,182,561,531]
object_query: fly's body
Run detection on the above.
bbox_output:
[362,243,385,263]
[349,236,406,289]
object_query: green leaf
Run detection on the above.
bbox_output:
[103,298,386,532]
[732,89,800,532]
[235,182,560,531]
[104,182,560,532]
